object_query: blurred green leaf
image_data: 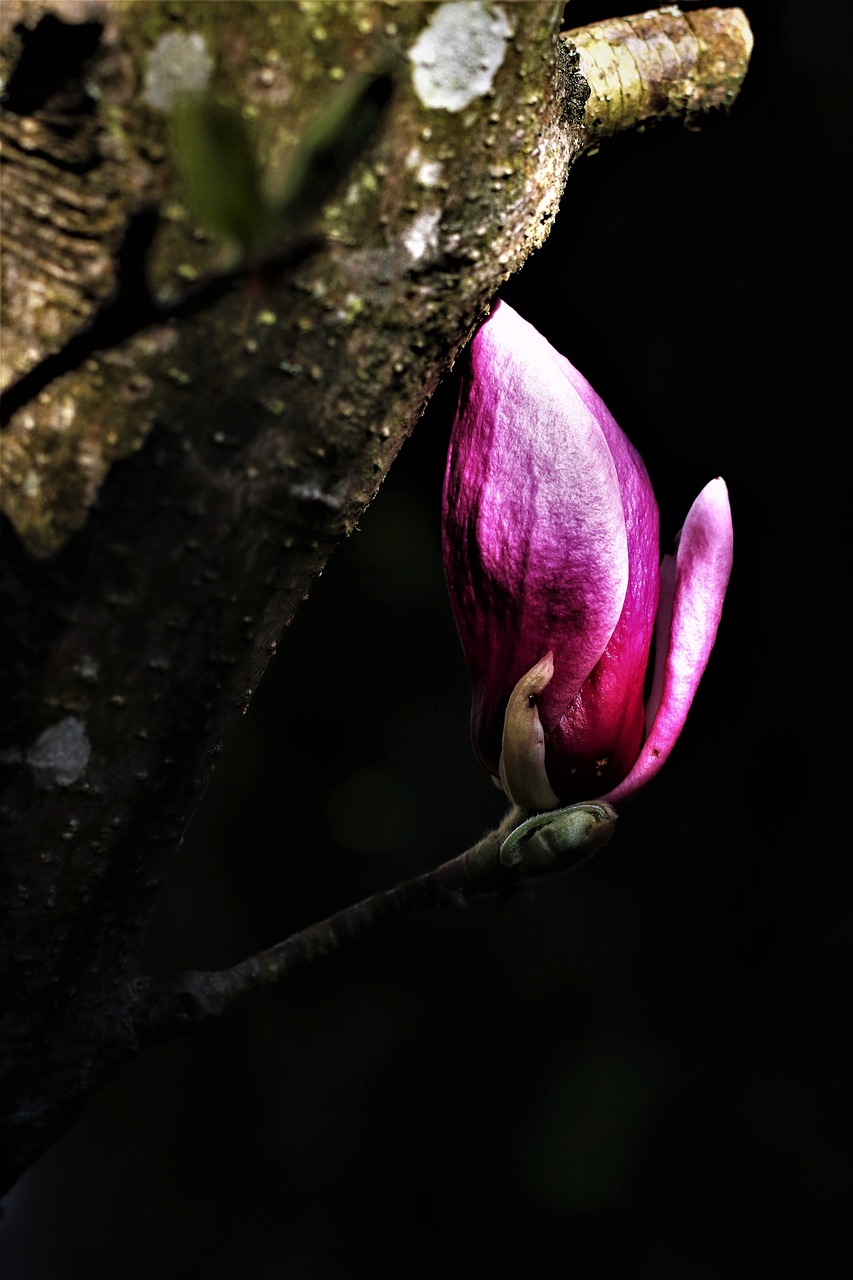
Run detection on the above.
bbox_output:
[168,99,270,254]
[272,69,395,233]
[166,69,393,261]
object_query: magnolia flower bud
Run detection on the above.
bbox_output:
[442,301,733,809]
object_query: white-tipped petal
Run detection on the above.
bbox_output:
[600,478,733,805]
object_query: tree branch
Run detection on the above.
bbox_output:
[0,1,753,1198]
[138,809,518,1040]
[137,801,617,1043]
[0,207,326,426]
[564,6,753,149]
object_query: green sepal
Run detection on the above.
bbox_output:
[499,803,617,878]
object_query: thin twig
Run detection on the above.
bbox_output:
[136,800,619,1044]
[137,810,519,1043]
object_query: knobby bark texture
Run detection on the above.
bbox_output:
[0,1,752,1197]
[566,5,752,147]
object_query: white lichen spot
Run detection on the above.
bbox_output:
[418,159,443,188]
[50,397,76,433]
[26,717,91,788]
[408,1,512,113]
[403,207,442,261]
[143,32,214,111]
[290,482,343,510]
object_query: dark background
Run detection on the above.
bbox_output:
[2,2,848,1276]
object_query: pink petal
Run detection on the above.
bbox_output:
[545,386,660,797]
[443,301,632,773]
[599,477,733,805]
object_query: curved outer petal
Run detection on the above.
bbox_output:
[599,477,734,805]
[545,383,660,799]
[442,301,631,775]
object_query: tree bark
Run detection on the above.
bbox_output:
[0,1,752,1198]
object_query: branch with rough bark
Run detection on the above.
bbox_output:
[0,1,752,1199]
[565,5,753,147]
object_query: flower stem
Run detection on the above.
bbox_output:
[135,800,619,1044]
[136,807,526,1043]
